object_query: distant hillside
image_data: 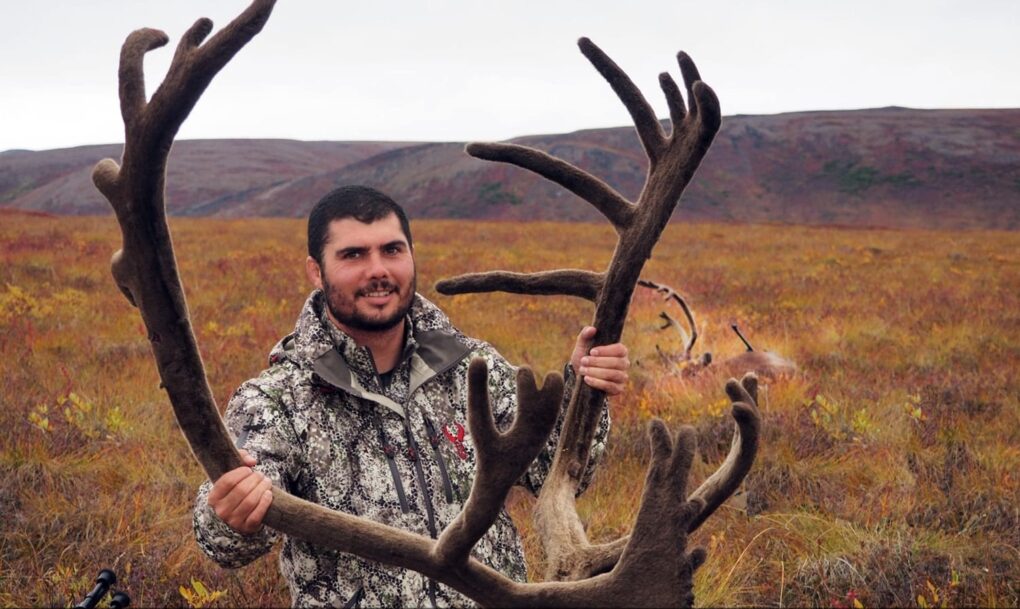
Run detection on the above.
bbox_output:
[3,107,1019,230]
[0,139,411,216]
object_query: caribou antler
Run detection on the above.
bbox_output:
[732,323,755,352]
[93,0,278,483]
[639,278,699,362]
[436,37,762,598]
[95,4,761,605]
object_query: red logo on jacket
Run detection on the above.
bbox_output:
[443,423,468,460]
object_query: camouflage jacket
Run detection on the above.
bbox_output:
[193,290,609,607]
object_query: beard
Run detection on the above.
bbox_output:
[321,273,416,333]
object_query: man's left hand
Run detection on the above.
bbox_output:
[570,326,630,396]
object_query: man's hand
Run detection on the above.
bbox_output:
[570,326,630,396]
[207,449,273,535]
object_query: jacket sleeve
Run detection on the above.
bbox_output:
[193,375,303,568]
[484,348,611,497]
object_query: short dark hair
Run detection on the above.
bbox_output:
[307,186,413,264]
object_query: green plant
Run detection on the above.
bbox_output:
[807,393,875,443]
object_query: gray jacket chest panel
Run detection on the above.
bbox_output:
[292,363,477,533]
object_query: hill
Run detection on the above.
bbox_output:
[3,107,1018,229]
[0,139,410,216]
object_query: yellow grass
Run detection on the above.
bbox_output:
[1,215,1018,607]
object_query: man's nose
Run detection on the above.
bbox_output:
[365,252,390,278]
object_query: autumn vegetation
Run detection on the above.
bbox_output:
[2,213,1018,607]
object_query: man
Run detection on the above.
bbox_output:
[193,186,629,607]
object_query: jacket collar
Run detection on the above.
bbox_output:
[276,290,472,417]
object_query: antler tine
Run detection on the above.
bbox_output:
[135,1,274,165]
[657,311,692,359]
[118,29,169,130]
[686,374,761,532]
[578,37,666,164]
[676,52,702,117]
[435,360,563,567]
[436,269,604,302]
[670,294,698,352]
[171,18,214,67]
[466,143,636,232]
[732,323,755,352]
[658,72,687,138]
[183,0,275,81]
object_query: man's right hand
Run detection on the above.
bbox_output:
[207,449,274,535]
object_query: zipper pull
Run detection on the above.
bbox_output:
[423,414,456,504]
[403,425,420,462]
[422,414,441,448]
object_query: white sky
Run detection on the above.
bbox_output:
[2,0,1018,152]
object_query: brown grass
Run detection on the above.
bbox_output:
[1,215,1018,607]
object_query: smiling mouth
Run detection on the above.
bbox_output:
[358,284,397,299]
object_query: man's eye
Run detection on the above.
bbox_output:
[342,251,361,259]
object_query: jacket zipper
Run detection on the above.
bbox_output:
[376,424,409,513]
[377,405,440,607]
[373,348,469,609]
[402,423,438,538]
[422,414,455,503]
[402,421,441,609]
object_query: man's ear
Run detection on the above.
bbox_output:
[306,256,324,290]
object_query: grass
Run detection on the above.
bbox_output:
[1,214,1018,607]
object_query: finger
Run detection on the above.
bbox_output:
[575,326,596,349]
[582,373,627,396]
[571,326,598,370]
[208,466,256,504]
[581,355,630,371]
[589,343,628,358]
[242,488,274,534]
[238,449,257,466]
[215,469,265,519]
[235,474,272,520]
[234,475,273,531]
[579,366,629,385]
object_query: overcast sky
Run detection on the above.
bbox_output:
[2,0,1018,152]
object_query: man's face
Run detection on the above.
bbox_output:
[307,214,415,335]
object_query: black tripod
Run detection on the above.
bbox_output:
[74,569,130,609]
